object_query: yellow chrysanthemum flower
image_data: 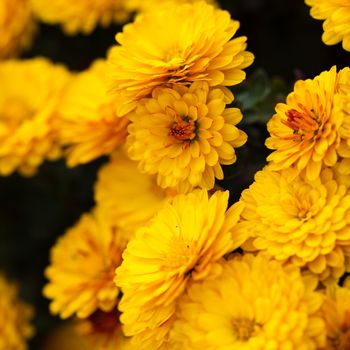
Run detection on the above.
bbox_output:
[266,66,350,181]
[58,60,129,167]
[30,0,130,35]
[0,58,70,176]
[238,166,350,284]
[0,0,36,59]
[94,151,173,241]
[43,209,126,319]
[320,286,350,349]
[127,82,247,191]
[170,254,326,350]
[115,189,246,349]
[306,0,350,51]
[108,1,254,115]
[0,275,34,350]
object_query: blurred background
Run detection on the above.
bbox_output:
[1,0,348,348]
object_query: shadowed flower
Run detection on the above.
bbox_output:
[127,82,247,191]
[30,0,130,34]
[43,209,126,319]
[266,66,350,181]
[0,58,70,176]
[115,189,246,349]
[108,1,254,115]
[170,254,325,349]
[0,0,36,59]
[306,0,350,51]
[238,166,350,284]
[57,60,129,167]
[0,275,34,350]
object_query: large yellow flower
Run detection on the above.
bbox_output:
[127,82,247,191]
[0,58,70,176]
[0,0,36,59]
[58,60,129,167]
[115,189,246,349]
[266,66,349,181]
[306,0,350,51]
[43,209,126,319]
[238,166,350,284]
[170,254,326,350]
[0,275,34,350]
[108,2,254,115]
[320,286,350,349]
[30,0,130,35]
[94,151,173,241]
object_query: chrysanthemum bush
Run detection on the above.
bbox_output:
[3,1,350,350]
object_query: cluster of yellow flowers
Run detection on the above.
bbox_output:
[3,0,350,349]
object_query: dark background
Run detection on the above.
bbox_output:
[1,1,349,348]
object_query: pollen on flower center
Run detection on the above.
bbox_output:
[231,318,260,341]
[283,108,320,141]
[169,117,196,142]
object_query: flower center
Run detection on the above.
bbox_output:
[169,117,196,142]
[283,108,320,142]
[231,318,260,341]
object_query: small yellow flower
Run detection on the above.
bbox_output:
[306,0,350,51]
[320,286,350,349]
[127,82,247,191]
[115,189,245,349]
[30,0,130,35]
[266,66,349,181]
[0,0,36,59]
[0,275,34,350]
[94,151,174,241]
[170,254,326,350]
[108,2,254,115]
[238,166,350,284]
[43,209,126,319]
[58,60,129,167]
[0,58,70,176]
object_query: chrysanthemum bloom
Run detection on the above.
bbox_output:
[305,0,350,51]
[170,254,325,350]
[266,66,348,181]
[30,0,130,35]
[108,2,254,115]
[238,166,350,284]
[320,286,350,349]
[0,275,34,350]
[0,0,36,59]
[57,60,129,167]
[0,58,70,176]
[127,82,247,191]
[95,151,173,241]
[115,189,246,349]
[43,209,126,319]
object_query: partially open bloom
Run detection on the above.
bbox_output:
[108,2,254,115]
[127,82,247,191]
[0,58,70,176]
[266,67,349,181]
[320,286,350,349]
[43,209,126,319]
[30,0,130,34]
[170,254,325,349]
[238,166,350,284]
[0,275,34,350]
[58,60,129,167]
[115,189,245,349]
[305,0,350,51]
[94,151,172,241]
[0,0,36,59]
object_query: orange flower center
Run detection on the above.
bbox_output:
[283,108,320,142]
[169,118,196,142]
[231,318,260,341]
